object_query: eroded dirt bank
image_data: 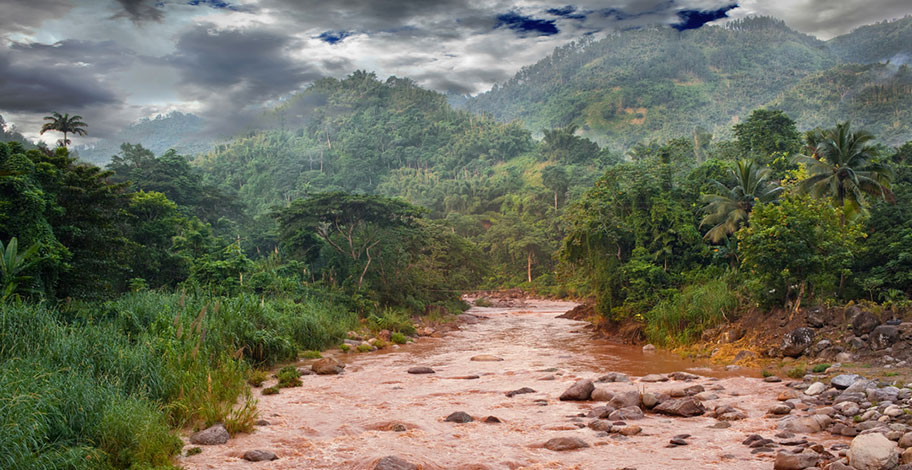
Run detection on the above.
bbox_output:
[180,300,845,470]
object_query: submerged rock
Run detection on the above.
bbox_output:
[654,397,705,417]
[543,437,590,451]
[243,450,278,462]
[407,366,435,374]
[444,411,473,423]
[312,357,345,375]
[189,424,229,445]
[374,455,418,470]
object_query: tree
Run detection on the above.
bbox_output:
[700,160,783,243]
[737,195,861,310]
[39,112,87,148]
[0,237,40,301]
[541,165,569,210]
[796,122,893,223]
[733,109,801,160]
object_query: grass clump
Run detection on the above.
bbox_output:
[367,308,416,335]
[761,369,773,378]
[373,339,389,349]
[247,369,268,387]
[339,344,351,352]
[357,344,373,353]
[643,278,737,346]
[812,363,831,373]
[276,365,302,388]
[391,332,407,344]
[262,386,279,395]
[186,447,202,456]
[474,297,493,307]
[786,366,807,379]
[302,350,322,359]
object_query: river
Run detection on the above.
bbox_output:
[181,300,812,469]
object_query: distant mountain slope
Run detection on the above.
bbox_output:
[827,15,912,64]
[464,16,912,150]
[768,63,912,146]
[75,112,215,164]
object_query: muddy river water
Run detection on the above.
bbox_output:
[181,300,819,469]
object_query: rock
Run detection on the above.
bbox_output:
[774,451,819,470]
[848,433,899,470]
[807,307,827,328]
[470,354,504,362]
[608,406,644,421]
[766,376,784,383]
[832,374,863,390]
[836,352,855,363]
[642,344,656,352]
[642,392,659,408]
[597,372,629,383]
[806,382,827,396]
[608,390,641,409]
[670,371,700,381]
[312,357,345,375]
[588,419,612,432]
[407,366,435,374]
[654,397,705,417]
[852,310,881,336]
[899,433,912,449]
[885,405,905,418]
[834,401,861,416]
[559,379,595,401]
[243,450,278,462]
[590,388,614,402]
[505,387,535,397]
[254,419,270,426]
[669,438,688,446]
[769,404,793,415]
[617,425,642,436]
[779,390,800,400]
[782,327,815,357]
[444,411,473,423]
[374,455,418,470]
[483,416,502,424]
[871,325,900,350]
[640,374,668,382]
[778,415,832,434]
[734,350,758,362]
[189,424,230,445]
[543,437,590,451]
[903,448,912,465]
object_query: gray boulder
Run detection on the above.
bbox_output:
[654,397,705,417]
[189,424,229,445]
[832,374,863,390]
[243,450,277,462]
[852,310,880,336]
[848,433,899,470]
[559,379,594,401]
[870,325,900,350]
[782,327,814,357]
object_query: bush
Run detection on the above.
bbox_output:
[276,365,302,388]
[391,332,407,344]
[247,370,268,387]
[302,350,322,359]
[786,366,806,379]
[367,308,416,335]
[643,277,737,346]
[812,363,831,373]
[357,344,373,353]
[474,297,493,307]
[262,386,279,395]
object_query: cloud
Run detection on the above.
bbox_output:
[672,3,737,31]
[112,0,164,23]
[727,0,912,39]
[496,12,560,36]
[0,0,73,37]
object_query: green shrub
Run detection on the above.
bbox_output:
[474,297,493,307]
[812,363,831,373]
[367,308,416,335]
[339,344,351,352]
[262,386,279,395]
[391,332,407,344]
[357,344,373,353]
[186,447,202,456]
[761,369,773,378]
[302,350,322,359]
[247,370,268,387]
[786,366,806,379]
[276,365,302,388]
[643,277,737,346]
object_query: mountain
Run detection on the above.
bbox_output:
[463,16,912,150]
[74,112,215,164]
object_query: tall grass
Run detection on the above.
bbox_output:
[0,289,360,469]
[643,278,738,346]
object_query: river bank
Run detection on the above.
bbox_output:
[175,300,910,469]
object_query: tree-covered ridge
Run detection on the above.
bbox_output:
[767,63,912,146]
[827,15,912,64]
[463,16,912,150]
[76,112,215,165]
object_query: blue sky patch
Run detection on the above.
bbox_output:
[672,4,738,31]
[496,12,559,36]
[316,31,353,45]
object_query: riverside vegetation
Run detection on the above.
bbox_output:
[2,14,912,470]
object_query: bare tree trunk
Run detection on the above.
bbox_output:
[527,250,533,283]
[554,191,558,211]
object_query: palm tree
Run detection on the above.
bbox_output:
[700,160,783,243]
[796,122,893,224]
[40,112,87,148]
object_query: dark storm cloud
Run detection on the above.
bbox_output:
[0,0,73,36]
[112,0,165,22]
[496,12,560,36]
[672,3,737,31]
[165,23,323,134]
[0,40,129,113]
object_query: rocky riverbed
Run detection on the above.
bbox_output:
[179,301,912,470]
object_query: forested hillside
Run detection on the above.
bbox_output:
[464,16,912,149]
[76,112,215,165]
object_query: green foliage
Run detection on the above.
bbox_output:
[700,160,783,243]
[356,344,372,353]
[390,332,407,344]
[40,112,87,147]
[247,369,267,387]
[644,275,738,346]
[276,365,302,388]
[786,366,807,379]
[0,237,40,301]
[812,363,831,373]
[367,308,416,335]
[738,195,862,306]
[301,350,322,359]
[262,386,279,395]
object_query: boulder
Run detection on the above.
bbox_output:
[312,357,345,375]
[903,448,912,465]
[617,424,642,436]
[608,390,641,409]
[597,372,628,383]
[805,382,827,396]
[899,433,912,449]
[444,411,473,423]
[608,406,644,421]
[870,325,900,350]
[407,366,435,374]
[374,455,418,470]
[778,415,832,434]
[640,373,668,382]
[641,392,659,408]
[543,437,590,451]
[642,344,656,352]
[807,307,827,328]
[654,397,705,417]
[590,388,614,402]
[769,404,792,415]
[782,327,814,357]
[774,451,819,470]
[559,379,594,401]
[852,310,880,336]
[848,433,899,470]
[243,450,278,462]
[189,424,229,445]
[832,374,863,390]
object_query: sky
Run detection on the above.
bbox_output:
[1,0,911,144]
